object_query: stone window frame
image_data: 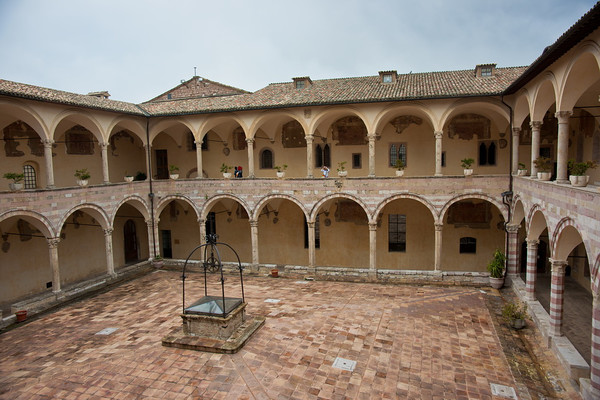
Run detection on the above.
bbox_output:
[389,142,407,167]
[388,214,406,252]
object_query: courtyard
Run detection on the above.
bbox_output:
[0,269,581,399]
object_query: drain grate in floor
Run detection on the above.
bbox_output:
[95,327,118,335]
[264,298,281,303]
[295,281,309,284]
[490,383,517,399]
[332,357,356,372]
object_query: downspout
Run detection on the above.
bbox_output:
[145,117,157,259]
[501,95,514,278]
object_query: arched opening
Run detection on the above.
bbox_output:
[108,129,146,182]
[157,199,199,259]
[204,198,251,263]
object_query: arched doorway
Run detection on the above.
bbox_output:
[123,219,138,263]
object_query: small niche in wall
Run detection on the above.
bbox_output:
[46,281,52,289]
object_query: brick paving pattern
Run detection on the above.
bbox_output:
[0,270,581,399]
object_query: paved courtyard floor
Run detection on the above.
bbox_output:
[0,270,582,399]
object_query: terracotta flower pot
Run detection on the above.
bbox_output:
[271,269,279,278]
[15,310,27,322]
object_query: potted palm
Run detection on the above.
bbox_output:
[568,159,597,187]
[336,161,348,177]
[517,162,528,176]
[533,157,552,181]
[220,163,233,179]
[274,164,288,178]
[487,249,506,289]
[124,171,134,183]
[169,165,180,180]
[74,168,91,186]
[502,301,528,329]
[3,172,24,191]
[394,159,405,177]
[461,158,474,176]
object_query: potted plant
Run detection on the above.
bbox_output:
[533,157,552,181]
[394,159,405,177]
[134,171,147,181]
[74,168,91,186]
[487,249,506,289]
[3,172,24,191]
[568,159,597,187]
[220,163,233,179]
[152,255,163,269]
[169,165,179,180]
[502,301,528,329]
[271,268,279,278]
[461,158,474,176]
[517,162,528,176]
[124,171,134,183]
[274,164,288,178]
[336,161,348,177]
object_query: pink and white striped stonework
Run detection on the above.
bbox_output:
[525,240,539,301]
[506,225,519,275]
[549,259,567,337]
[591,294,600,393]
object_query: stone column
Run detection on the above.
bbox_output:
[368,222,377,273]
[100,143,110,184]
[434,223,443,271]
[505,224,519,275]
[434,131,443,177]
[250,219,259,270]
[549,258,567,337]
[305,135,314,178]
[198,218,206,245]
[103,228,115,277]
[144,144,152,179]
[555,111,572,183]
[146,218,159,259]
[47,237,61,293]
[588,293,600,397]
[195,140,203,178]
[525,239,539,301]
[530,121,542,177]
[246,138,255,178]
[43,139,55,188]
[511,127,521,175]
[307,221,316,270]
[368,133,376,177]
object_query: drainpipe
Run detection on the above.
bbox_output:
[145,117,157,259]
[501,95,514,278]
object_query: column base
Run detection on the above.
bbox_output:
[580,378,600,400]
[556,179,570,184]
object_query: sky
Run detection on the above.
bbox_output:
[0,0,597,104]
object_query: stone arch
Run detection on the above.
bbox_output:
[310,193,370,223]
[511,197,527,227]
[373,193,437,224]
[51,109,104,143]
[199,114,248,141]
[592,253,600,295]
[253,194,309,221]
[155,195,200,220]
[309,106,373,136]
[439,193,507,225]
[149,118,195,147]
[110,195,151,226]
[59,203,110,233]
[526,205,549,243]
[248,110,308,142]
[439,98,511,134]
[373,102,437,133]
[512,89,532,128]
[552,217,588,262]
[530,73,559,122]
[0,98,49,140]
[0,209,55,238]
[107,116,147,145]
[558,40,600,111]
[201,194,251,221]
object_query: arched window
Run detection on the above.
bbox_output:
[479,142,487,165]
[459,237,477,253]
[478,141,496,166]
[323,144,331,167]
[260,148,273,169]
[23,164,36,189]
[487,141,496,165]
[315,144,323,167]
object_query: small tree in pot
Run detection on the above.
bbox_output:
[3,172,24,191]
[487,249,506,289]
[568,159,597,187]
[461,158,474,176]
[533,157,552,181]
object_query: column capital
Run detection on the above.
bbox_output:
[434,223,444,231]
[549,258,567,274]
[306,221,316,228]
[103,228,114,236]
[197,218,206,224]
[434,131,443,139]
[304,134,314,142]
[526,239,539,247]
[42,138,54,147]
[530,120,542,130]
[368,222,378,231]
[245,138,255,145]
[506,224,519,233]
[367,133,377,140]
[47,237,61,248]
[144,143,152,149]
[194,140,203,146]
[555,110,573,122]
[512,127,521,136]
[249,219,259,228]
[145,218,156,227]
[99,142,109,150]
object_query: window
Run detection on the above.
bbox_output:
[481,67,492,77]
[23,164,36,189]
[382,74,393,83]
[389,143,407,167]
[388,214,406,252]
[260,148,273,169]
[441,151,446,167]
[478,141,496,166]
[295,80,305,89]
[205,212,216,237]
[352,153,361,169]
[304,215,320,249]
[315,144,331,168]
[460,237,477,253]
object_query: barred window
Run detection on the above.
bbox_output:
[388,214,406,252]
[23,164,36,189]
[389,143,407,167]
[260,148,273,169]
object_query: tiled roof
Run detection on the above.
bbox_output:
[139,67,528,116]
[0,79,146,115]
[1,67,527,117]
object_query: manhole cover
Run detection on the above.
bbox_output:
[264,298,281,303]
[95,327,118,335]
[490,383,517,399]
[333,357,356,371]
